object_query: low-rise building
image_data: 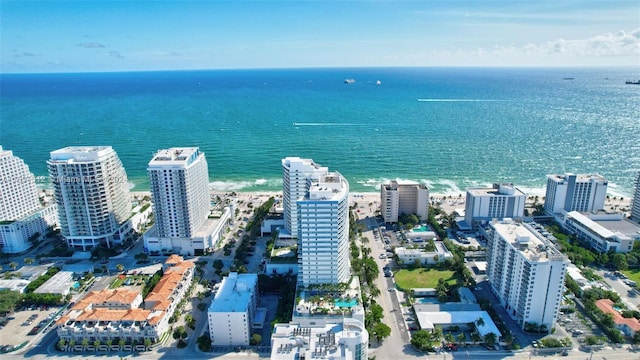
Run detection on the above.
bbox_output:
[563,211,638,253]
[271,318,368,360]
[595,299,640,337]
[56,255,194,345]
[413,303,502,340]
[394,242,453,266]
[207,272,258,346]
[34,270,74,296]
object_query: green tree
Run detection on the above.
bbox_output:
[445,332,455,344]
[116,264,125,273]
[118,339,126,348]
[411,330,434,352]
[484,332,497,347]
[250,333,262,345]
[94,339,101,348]
[24,257,35,265]
[197,335,212,352]
[58,338,66,349]
[212,259,224,272]
[81,338,89,349]
[144,338,152,349]
[456,333,466,345]
[9,262,18,270]
[372,322,391,341]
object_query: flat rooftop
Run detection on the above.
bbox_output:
[594,218,640,237]
[492,220,565,262]
[149,147,201,166]
[209,273,257,313]
[548,173,607,182]
[49,146,114,162]
[567,212,616,238]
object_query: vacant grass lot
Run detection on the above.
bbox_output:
[394,268,456,291]
[621,269,640,285]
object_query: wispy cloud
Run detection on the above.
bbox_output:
[495,28,640,58]
[109,51,125,58]
[14,52,37,57]
[76,42,105,48]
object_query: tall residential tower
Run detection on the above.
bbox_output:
[464,183,526,228]
[632,172,640,223]
[486,219,568,331]
[48,146,132,250]
[380,180,429,223]
[544,173,607,214]
[144,147,226,255]
[0,146,57,253]
[281,157,328,238]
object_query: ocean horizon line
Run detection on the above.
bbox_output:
[2,65,637,76]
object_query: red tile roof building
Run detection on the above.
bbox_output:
[595,299,640,337]
[56,256,194,345]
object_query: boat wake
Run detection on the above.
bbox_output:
[292,122,359,126]
[417,98,501,102]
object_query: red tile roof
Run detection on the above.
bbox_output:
[595,299,640,332]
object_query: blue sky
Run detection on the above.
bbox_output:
[1,0,639,73]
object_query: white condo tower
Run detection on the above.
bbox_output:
[148,147,210,238]
[48,146,131,250]
[0,146,57,253]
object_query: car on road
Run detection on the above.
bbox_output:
[379,254,386,259]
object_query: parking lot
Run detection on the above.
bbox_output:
[0,305,62,349]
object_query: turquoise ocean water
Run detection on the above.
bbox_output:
[1,67,639,195]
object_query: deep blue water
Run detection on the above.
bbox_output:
[1,67,639,195]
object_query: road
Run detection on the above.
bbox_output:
[594,268,640,310]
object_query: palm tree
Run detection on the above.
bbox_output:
[470,332,482,345]
[116,264,125,273]
[118,339,126,349]
[106,338,113,349]
[81,338,89,349]
[445,332,455,345]
[57,338,66,350]
[9,261,18,270]
[456,332,466,346]
[475,317,485,328]
[144,338,152,350]
[94,339,101,349]
[24,257,35,265]
[69,339,76,348]
[484,332,498,348]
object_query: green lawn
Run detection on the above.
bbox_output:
[621,269,640,285]
[394,268,456,291]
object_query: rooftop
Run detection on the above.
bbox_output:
[209,273,257,313]
[548,173,607,182]
[413,303,501,338]
[492,219,566,262]
[49,146,115,162]
[595,299,640,332]
[467,183,526,197]
[149,147,201,167]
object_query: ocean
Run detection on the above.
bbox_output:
[1,67,639,196]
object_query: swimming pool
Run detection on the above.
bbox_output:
[411,225,430,232]
[72,282,80,290]
[417,297,439,304]
[334,298,357,307]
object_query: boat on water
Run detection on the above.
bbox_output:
[344,78,356,84]
[376,80,382,85]
[625,80,640,85]
[563,77,574,80]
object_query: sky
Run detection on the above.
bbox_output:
[1,0,639,73]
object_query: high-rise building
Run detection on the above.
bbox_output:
[297,171,350,286]
[632,172,640,223]
[207,273,258,346]
[144,147,230,255]
[544,173,607,214]
[0,146,57,253]
[281,157,328,238]
[486,219,568,331]
[380,180,429,223]
[48,146,132,250]
[464,183,526,228]
[148,148,210,238]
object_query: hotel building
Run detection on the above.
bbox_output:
[380,180,429,223]
[271,318,368,360]
[464,183,526,228]
[0,146,57,253]
[144,148,229,255]
[282,157,329,238]
[632,172,640,223]
[563,211,640,253]
[207,272,258,346]
[48,146,132,250]
[56,255,194,346]
[544,173,607,214]
[297,171,350,286]
[486,219,568,331]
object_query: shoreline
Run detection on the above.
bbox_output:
[129,190,633,217]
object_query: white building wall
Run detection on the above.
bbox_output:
[380,181,429,223]
[298,173,350,286]
[281,157,328,237]
[545,174,607,214]
[48,146,131,250]
[0,146,42,220]
[464,184,526,228]
[487,220,568,331]
[208,311,250,346]
[631,172,640,222]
